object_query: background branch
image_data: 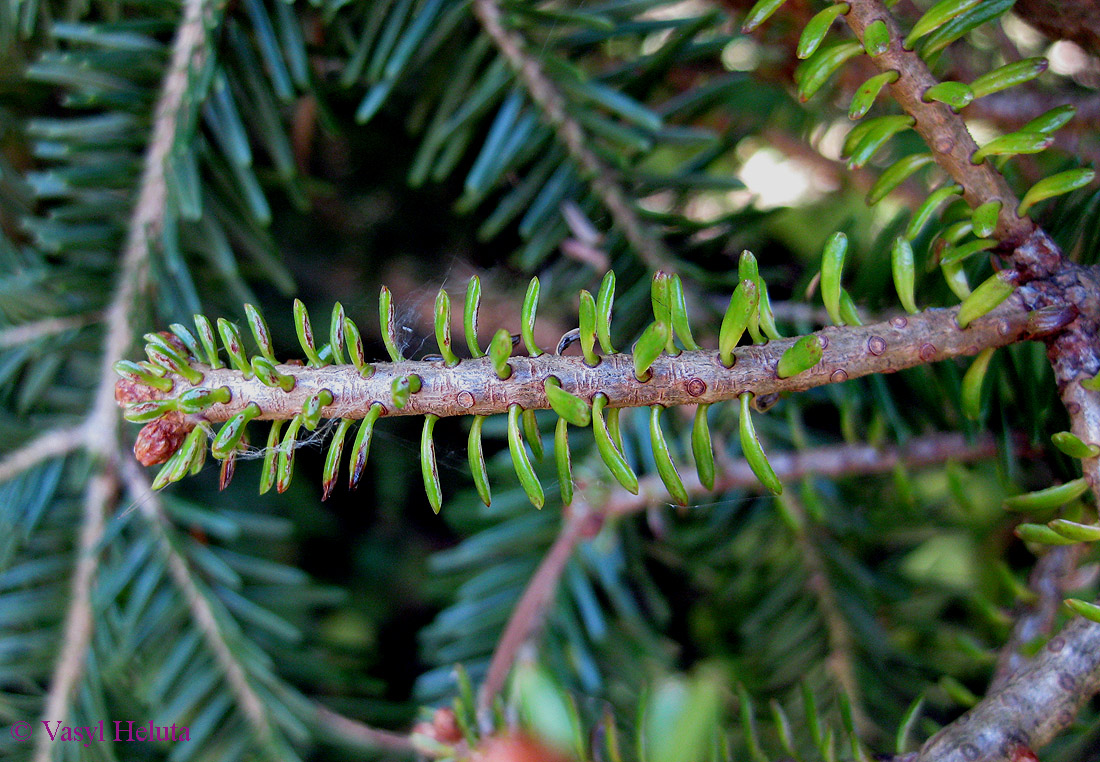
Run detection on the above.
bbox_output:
[120,460,275,744]
[990,545,1090,692]
[471,0,675,273]
[604,431,1006,517]
[476,504,599,727]
[0,426,83,485]
[34,0,216,755]
[917,605,1100,762]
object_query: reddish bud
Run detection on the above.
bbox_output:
[134,414,192,466]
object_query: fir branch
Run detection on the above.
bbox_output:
[603,431,1004,518]
[831,4,1100,745]
[843,0,1100,506]
[840,0,1035,251]
[36,0,218,754]
[470,0,675,273]
[33,469,115,762]
[125,298,1034,423]
[119,459,275,743]
[476,504,600,727]
[989,545,1089,692]
[916,604,1100,762]
[781,492,869,736]
[312,702,416,753]
[0,425,83,485]
[0,311,102,349]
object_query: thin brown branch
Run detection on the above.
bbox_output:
[471,0,674,273]
[36,0,217,755]
[604,431,1003,517]
[312,703,416,754]
[0,425,83,484]
[120,459,275,742]
[841,0,1034,249]
[33,468,115,762]
[0,311,101,349]
[917,602,1100,762]
[989,545,1089,692]
[120,296,1034,424]
[476,503,600,727]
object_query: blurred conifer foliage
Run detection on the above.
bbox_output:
[1,0,1100,761]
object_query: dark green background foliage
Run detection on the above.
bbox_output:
[1,0,1099,760]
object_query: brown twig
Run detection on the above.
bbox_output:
[0,311,102,349]
[313,703,416,753]
[917,603,1100,762]
[471,0,675,273]
[119,297,1034,423]
[605,431,1004,517]
[840,0,1034,249]
[989,545,1090,692]
[0,425,83,484]
[476,503,600,728]
[1018,260,1100,494]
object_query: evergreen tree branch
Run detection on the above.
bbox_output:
[36,0,217,753]
[0,311,102,349]
[989,545,1089,692]
[123,298,1034,423]
[472,432,1004,734]
[87,0,216,443]
[916,604,1100,762]
[312,702,416,753]
[832,6,1100,748]
[470,0,675,273]
[604,431,1005,518]
[0,425,83,484]
[843,0,1100,503]
[781,492,870,736]
[840,0,1035,252]
[119,459,276,743]
[33,468,115,762]
[476,504,600,727]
